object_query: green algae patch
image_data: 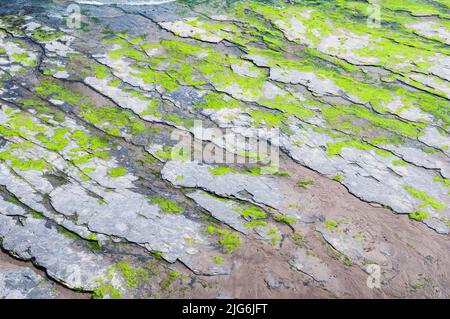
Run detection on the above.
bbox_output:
[291,231,306,247]
[244,220,268,228]
[195,91,241,111]
[107,167,127,177]
[408,211,431,222]
[56,226,81,240]
[266,227,282,246]
[273,214,297,225]
[71,130,109,153]
[2,106,47,132]
[244,165,289,177]
[35,80,87,105]
[343,255,352,267]
[155,146,174,160]
[1,154,47,171]
[213,255,224,265]
[31,28,64,42]
[392,159,409,166]
[0,146,45,172]
[249,110,286,128]
[92,260,158,299]
[434,177,450,189]
[297,178,315,189]
[12,53,36,66]
[92,284,122,299]
[80,105,147,136]
[404,186,446,210]
[321,104,425,138]
[324,219,338,230]
[35,128,70,152]
[209,166,238,175]
[156,146,190,161]
[113,262,149,289]
[257,94,315,121]
[218,233,241,253]
[148,196,183,214]
[381,0,448,18]
[206,224,241,253]
[159,270,185,292]
[131,68,180,92]
[108,79,122,87]
[35,80,148,138]
[93,65,109,79]
[33,79,183,140]
[238,206,267,219]
[327,140,376,157]
[30,211,46,219]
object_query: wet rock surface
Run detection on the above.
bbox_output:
[0,0,449,298]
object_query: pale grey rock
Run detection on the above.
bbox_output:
[0,268,58,299]
[0,34,38,70]
[317,30,380,65]
[424,218,450,235]
[216,291,233,299]
[50,183,210,265]
[85,76,153,115]
[319,229,365,262]
[254,224,282,245]
[407,21,450,45]
[187,191,249,234]
[0,164,50,215]
[162,160,283,209]
[270,68,342,96]
[408,73,450,99]
[190,97,450,232]
[282,123,450,231]
[0,116,214,273]
[273,16,314,45]
[428,53,450,82]
[96,55,158,92]
[231,62,262,78]
[383,144,450,178]
[0,214,109,290]
[398,106,435,122]
[264,274,287,289]
[206,265,231,276]
[379,243,393,257]
[159,19,224,43]
[289,249,331,283]
[418,127,450,156]
[318,227,388,269]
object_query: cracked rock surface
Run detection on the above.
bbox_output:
[0,0,449,299]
